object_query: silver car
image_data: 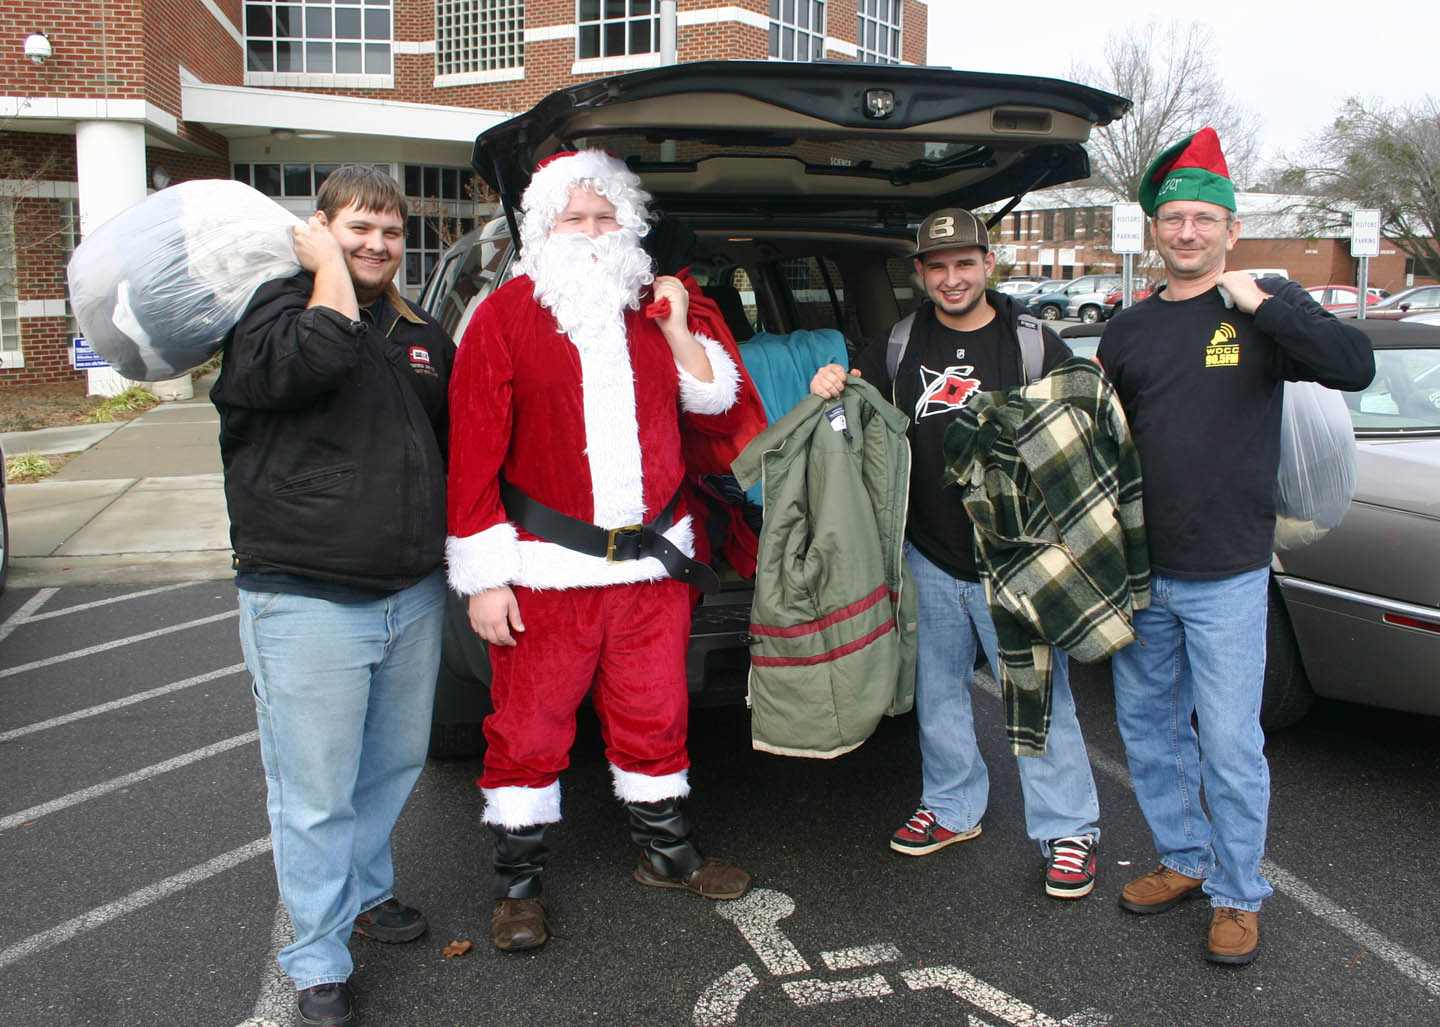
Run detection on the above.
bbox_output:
[1265,318,1440,726]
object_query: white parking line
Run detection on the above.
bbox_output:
[975,668,1440,999]
[1260,860,1440,998]
[0,731,258,832]
[0,588,58,645]
[21,582,200,622]
[0,663,248,742]
[0,836,271,970]
[0,609,237,679]
[233,899,295,1027]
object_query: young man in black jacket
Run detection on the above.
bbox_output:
[810,208,1103,901]
[211,165,455,1027]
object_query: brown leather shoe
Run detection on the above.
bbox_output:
[633,856,751,899]
[491,898,550,952]
[1207,907,1259,965]
[1119,865,1205,914]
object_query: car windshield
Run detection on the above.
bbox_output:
[1348,348,1440,433]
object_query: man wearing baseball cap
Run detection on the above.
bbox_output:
[1098,127,1373,964]
[810,207,1104,900]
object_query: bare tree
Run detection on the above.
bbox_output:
[1068,20,1258,202]
[1293,96,1440,280]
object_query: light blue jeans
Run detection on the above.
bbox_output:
[1110,566,1274,911]
[237,570,445,989]
[909,544,1100,851]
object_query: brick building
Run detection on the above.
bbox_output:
[994,187,1431,296]
[2,0,927,388]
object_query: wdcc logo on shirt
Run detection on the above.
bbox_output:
[1204,323,1239,368]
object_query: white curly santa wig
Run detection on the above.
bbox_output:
[512,149,652,279]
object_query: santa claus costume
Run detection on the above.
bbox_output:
[446,149,753,951]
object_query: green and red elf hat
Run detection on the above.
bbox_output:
[1138,126,1236,216]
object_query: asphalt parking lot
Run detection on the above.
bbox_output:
[3,579,1438,1027]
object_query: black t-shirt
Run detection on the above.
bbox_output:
[856,300,1068,581]
[1097,288,1283,578]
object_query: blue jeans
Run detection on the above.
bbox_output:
[237,570,445,989]
[908,544,1100,850]
[1109,567,1274,911]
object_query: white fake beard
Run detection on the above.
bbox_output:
[530,229,654,350]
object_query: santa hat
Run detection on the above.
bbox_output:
[1139,127,1235,216]
[519,149,651,236]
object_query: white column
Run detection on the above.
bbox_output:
[74,120,168,397]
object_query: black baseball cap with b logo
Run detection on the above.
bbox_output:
[913,208,990,257]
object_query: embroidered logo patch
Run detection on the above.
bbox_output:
[1204,323,1239,367]
[409,346,431,367]
[915,363,980,419]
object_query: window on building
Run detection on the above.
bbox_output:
[404,164,481,288]
[577,0,659,60]
[1042,211,1056,239]
[856,0,901,64]
[245,0,393,76]
[769,0,825,62]
[1010,213,1022,241]
[437,0,523,75]
[0,200,18,367]
[234,162,345,198]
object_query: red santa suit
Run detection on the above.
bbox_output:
[446,186,743,831]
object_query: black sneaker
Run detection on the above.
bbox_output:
[353,898,428,943]
[297,982,354,1026]
[1044,835,1098,899]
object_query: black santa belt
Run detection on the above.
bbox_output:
[500,482,720,594]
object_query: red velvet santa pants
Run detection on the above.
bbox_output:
[479,578,692,791]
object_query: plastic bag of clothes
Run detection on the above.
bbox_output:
[1273,379,1357,550]
[67,180,301,381]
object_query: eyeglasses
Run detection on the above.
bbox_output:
[1154,213,1230,232]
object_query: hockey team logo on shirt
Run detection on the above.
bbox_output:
[914,363,980,419]
[1204,323,1240,367]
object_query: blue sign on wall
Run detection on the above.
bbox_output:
[72,338,110,370]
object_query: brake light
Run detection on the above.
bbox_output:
[1383,612,1440,634]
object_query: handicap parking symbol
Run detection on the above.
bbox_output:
[694,889,1112,1027]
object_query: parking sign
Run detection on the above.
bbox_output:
[1350,209,1381,258]
[1111,203,1145,254]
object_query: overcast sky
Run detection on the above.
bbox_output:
[922,1,1436,168]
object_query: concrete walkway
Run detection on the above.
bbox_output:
[5,375,233,587]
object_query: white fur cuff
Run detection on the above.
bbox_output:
[446,522,521,596]
[609,764,690,803]
[481,782,562,828]
[677,333,741,415]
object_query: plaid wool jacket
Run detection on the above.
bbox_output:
[943,358,1149,756]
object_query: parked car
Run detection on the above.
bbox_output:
[1102,282,1154,319]
[1304,284,1389,309]
[1265,318,1440,727]
[1331,284,1440,321]
[1027,274,1121,321]
[1064,276,1151,323]
[418,59,1129,755]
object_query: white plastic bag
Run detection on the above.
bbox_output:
[1273,380,1357,550]
[67,180,301,381]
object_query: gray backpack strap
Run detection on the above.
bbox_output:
[1016,313,1045,384]
[885,311,917,381]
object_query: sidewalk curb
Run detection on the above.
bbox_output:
[9,552,235,588]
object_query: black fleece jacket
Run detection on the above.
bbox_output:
[210,272,455,591]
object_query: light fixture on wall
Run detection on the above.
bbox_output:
[24,32,53,65]
[151,166,172,190]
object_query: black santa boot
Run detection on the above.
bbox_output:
[491,825,552,951]
[627,798,751,899]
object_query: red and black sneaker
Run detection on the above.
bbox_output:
[889,806,982,856]
[353,897,428,943]
[1044,835,1098,899]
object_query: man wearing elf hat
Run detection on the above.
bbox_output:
[445,149,756,952]
[1097,127,1372,965]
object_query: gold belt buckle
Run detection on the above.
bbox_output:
[606,524,644,562]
